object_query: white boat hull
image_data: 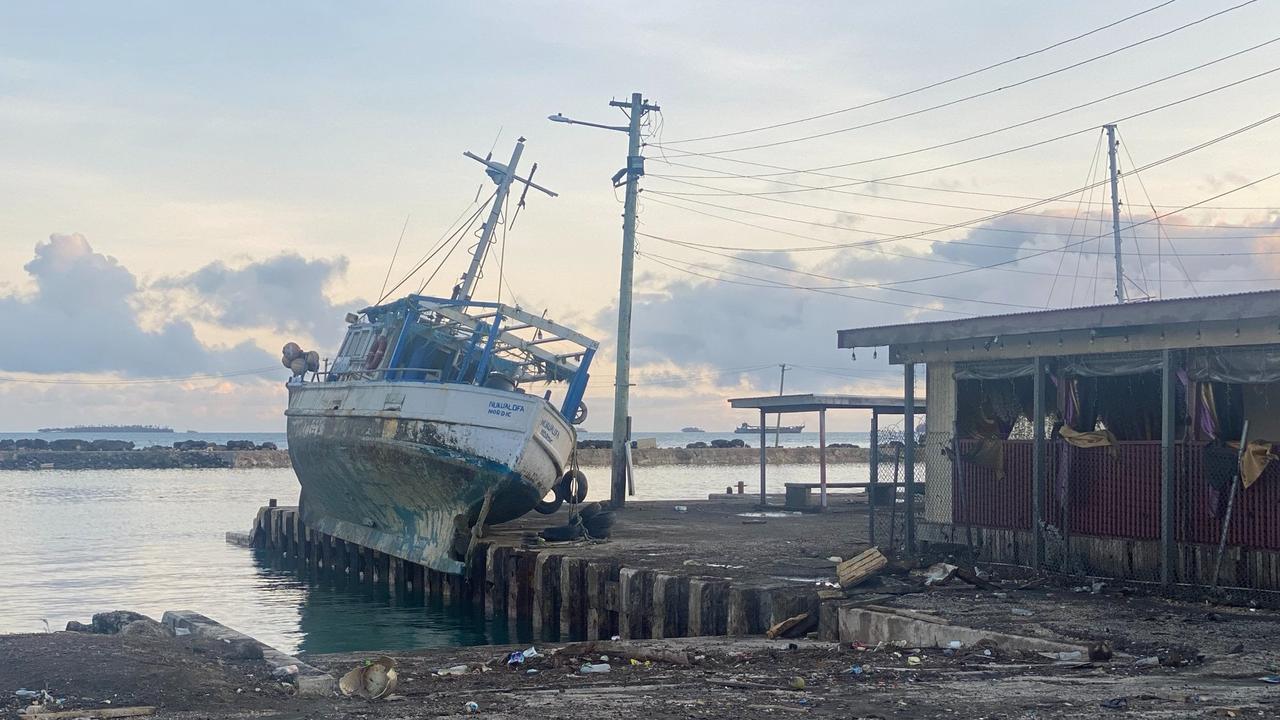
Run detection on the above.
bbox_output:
[285,380,577,574]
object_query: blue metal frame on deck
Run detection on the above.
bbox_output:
[330,294,599,424]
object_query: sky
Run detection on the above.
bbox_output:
[2,0,1279,432]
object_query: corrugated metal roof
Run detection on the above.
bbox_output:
[728,393,921,413]
[837,289,1280,349]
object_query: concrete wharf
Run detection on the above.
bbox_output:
[243,498,882,643]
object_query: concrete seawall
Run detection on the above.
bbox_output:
[0,448,291,470]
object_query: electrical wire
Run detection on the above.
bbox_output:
[659,0,1183,144]
[649,64,1280,200]
[1046,131,1106,306]
[646,185,1275,237]
[1118,128,1201,296]
[640,108,1280,256]
[653,1,1257,155]
[655,36,1280,182]
[643,192,1280,283]
[640,165,1280,298]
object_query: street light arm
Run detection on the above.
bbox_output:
[547,113,628,133]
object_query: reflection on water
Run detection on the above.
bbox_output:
[0,461,874,653]
[249,550,517,655]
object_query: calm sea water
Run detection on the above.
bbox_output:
[0,460,871,654]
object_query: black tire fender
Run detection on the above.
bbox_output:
[555,469,589,504]
[533,493,564,515]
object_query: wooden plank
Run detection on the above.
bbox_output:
[837,548,887,588]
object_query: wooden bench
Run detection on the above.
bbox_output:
[783,482,911,509]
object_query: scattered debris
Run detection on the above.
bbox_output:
[837,548,887,589]
[1010,608,1034,617]
[1038,651,1084,662]
[1259,675,1280,684]
[1134,656,1160,667]
[464,700,480,713]
[1100,697,1128,710]
[337,656,398,700]
[788,676,806,691]
[767,612,817,639]
[579,663,611,674]
[20,708,155,720]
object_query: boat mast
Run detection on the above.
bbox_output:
[457,140,524,302]
[456,138,557,303]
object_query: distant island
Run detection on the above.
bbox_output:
[37,424,175,433]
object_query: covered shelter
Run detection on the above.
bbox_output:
[726,394,920,527]
[837,290,1280,590]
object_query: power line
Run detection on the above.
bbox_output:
[640,108,1280,255]
[653,35,1280,182]
[648,64,1280,199]
[643,192,1280,282]
[1118,128,1201,296]
[640,164,1280,297]
[646,185,1278,237]
[1046,131,1107,306]
[637,250,972,315]
[643,245,1045,310]
[653,0,1256,155]
[660,0,1183,145]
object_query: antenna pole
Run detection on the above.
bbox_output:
[774,363,787,447]
[1105,124,1126,303]
[608,92,660,509]
[458,139,524,301]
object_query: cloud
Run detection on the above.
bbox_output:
[601,210,1277,429]
[0,233,272,376]
[155,252,364,347]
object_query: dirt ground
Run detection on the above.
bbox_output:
[5,618,1279,719]
[0,631,293,715]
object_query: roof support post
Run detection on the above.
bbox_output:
[1032,357,1046,569]
[903,363,916,553]
[869,409,879,546]
[758,409,768,507]
[1161,349,1177,585]
[819,407,828,511]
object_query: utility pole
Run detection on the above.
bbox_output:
[1104,124,1126,304]
[608,92,660,508]
[548,93,660,509]
[773,363,788,447]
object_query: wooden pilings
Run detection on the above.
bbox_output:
[249,505,806,643]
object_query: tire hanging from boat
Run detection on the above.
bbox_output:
[554,468,589,505]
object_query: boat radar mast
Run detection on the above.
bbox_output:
[456,138,558,302]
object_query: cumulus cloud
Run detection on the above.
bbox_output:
[155,253,365,347]
[0,234,272,376]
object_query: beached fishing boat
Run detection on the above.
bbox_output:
[283,139,597,574]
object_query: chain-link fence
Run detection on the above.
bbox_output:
[885,425,1280,606]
